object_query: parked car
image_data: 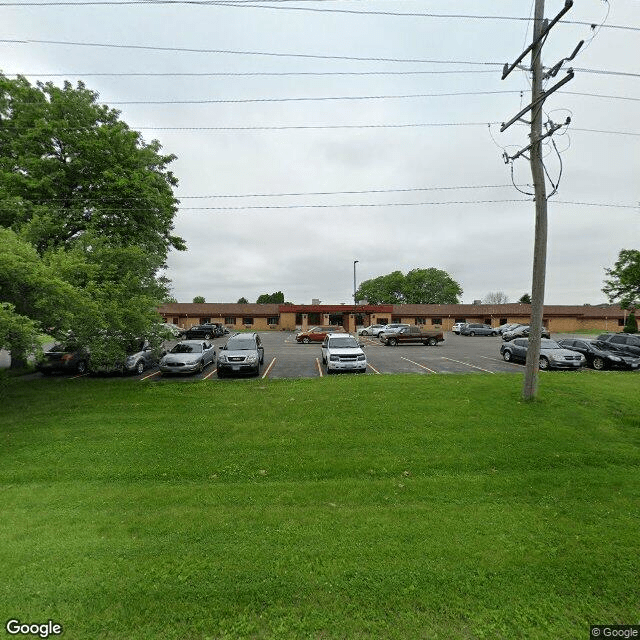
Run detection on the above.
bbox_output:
[296,326,345,343]
[358,324,385,336]
[380,325,444,346]
[498,323,522,335]
[37,343,90,375]
[460,323,498,337]
[183,323,224,340]
[378,323,411,341]
[321,333,367,374]
[92,339,160,375]
[594,333,640,358]
[451,322,466,335]
[217,332,264,377]
[500,338,585,370]
[159,340,215,375]
[557,338,640,371]
[502,324,550,341]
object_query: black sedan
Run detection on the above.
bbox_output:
[183,323,225,340]
[556,338,640,371]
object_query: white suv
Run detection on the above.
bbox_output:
[321,333,367,374]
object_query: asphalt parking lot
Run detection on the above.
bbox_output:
[27,331,594,382]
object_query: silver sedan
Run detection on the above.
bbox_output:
[159,340,216,375]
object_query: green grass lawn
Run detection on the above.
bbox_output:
[1,373,639,639]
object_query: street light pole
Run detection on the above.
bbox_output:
[353,260,359,304]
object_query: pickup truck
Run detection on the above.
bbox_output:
[381,326,445,346]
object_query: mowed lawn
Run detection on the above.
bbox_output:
[1,373,639,639]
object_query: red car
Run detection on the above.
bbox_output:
[296,326,345,344]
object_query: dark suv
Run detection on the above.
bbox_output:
[217,332,264,377]
[595,333,640,357]
[184,323,225,340]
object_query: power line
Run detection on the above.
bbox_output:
[129,122,640,136]
[87,90,523,104]
[0,38,505,65]
[173,199,637,211]
[1,70,501,77]
[26,89,634,105]
[2,0,639,33]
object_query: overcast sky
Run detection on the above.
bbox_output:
[2,0,639,305]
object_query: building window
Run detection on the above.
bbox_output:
[484,318,492,325]
[201,317,211,324]
[431,318,442,325]
[377,318,389,325]
[499,318,508,325]
[392,317,402,323]
[618,318,625,326]
[455,318,466,324]
[267,317,278,325]
[225,317,236,325]
[243,317,254,325]
[416,317,426,325]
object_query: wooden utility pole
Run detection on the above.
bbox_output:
[500,0,578,400]
[523,0,548,401]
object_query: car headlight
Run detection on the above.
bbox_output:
[218,354,227,363]
[126,356,136,366]
[357,354,365,361]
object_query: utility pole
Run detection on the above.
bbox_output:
[353,260,359,304]
[523,0,548,401]
[500,0,579,401]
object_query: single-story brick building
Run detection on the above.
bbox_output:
[158,302,628,334]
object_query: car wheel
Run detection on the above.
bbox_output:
[361,330,368,336]
[302,337,310,344]
[427,337,437,346]
[135,361,145,375]
[77,360,87,374]
[204,333,212,340]
[491,332,498,337]
[388,338,397,346]
[198,360,204,373]
[592,356,606,370]
[469,331,475,337]
[502,350,512,362]
[539,356,549,370]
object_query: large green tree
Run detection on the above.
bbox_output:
[602,249,640,310]
[0,74,185,366]
[355,268,462,305]
[256,291,285,304]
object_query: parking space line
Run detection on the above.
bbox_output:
[140,371,161,381]
[367,362,381,374]
[70,373,89,380]
[203,368,218,380]
[316,358,323,377]
[262,358,277,379]
[478,355,523,368]
[401,357,436,373]
[441,357,496,374]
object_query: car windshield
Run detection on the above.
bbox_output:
[226,337,256,350]
[540,339,560,349]
[171,343,202,354]
[329,337,359,349]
